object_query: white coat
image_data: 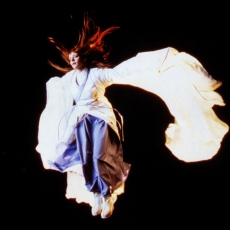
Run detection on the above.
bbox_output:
[36,47,228,167]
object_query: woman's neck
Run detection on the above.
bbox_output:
[75,69,82,74]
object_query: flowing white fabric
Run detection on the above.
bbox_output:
[36,47,228,205]
[113,48,228,162]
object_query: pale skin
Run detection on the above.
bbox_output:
[69,52,81,73]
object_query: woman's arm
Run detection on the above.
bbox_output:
[92,47,228,162]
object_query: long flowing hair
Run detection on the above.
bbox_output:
[48,14,119,73]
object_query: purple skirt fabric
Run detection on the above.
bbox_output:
[53,114,131,197]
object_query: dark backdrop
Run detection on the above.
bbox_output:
[2,2,229,229]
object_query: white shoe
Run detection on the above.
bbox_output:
[91,192,102,216]
[101,196,114,219]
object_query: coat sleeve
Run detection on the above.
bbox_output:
[98,47,229,162]
[36,76,73,169]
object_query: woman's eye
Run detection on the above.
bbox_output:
[69,55,78,61]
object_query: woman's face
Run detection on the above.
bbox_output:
[69,52,80,69]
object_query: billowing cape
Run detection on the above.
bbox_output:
[113,47,228,162]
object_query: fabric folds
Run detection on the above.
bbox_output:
[52,114,130,197]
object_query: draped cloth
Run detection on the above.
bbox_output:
[50,114,130,197]
[113,48,228,162]
[36,47,228,205]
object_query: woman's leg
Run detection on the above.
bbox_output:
[75,115,130,195]
[75,114,130,218]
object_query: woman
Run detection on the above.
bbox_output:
[36,15,228,219]
[37,15,131,219]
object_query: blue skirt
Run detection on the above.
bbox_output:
[52,114,131,197]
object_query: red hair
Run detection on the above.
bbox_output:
[48,14,119,73]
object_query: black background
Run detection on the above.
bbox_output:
[2,2,230,229]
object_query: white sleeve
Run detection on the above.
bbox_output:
[95,48,228,162]
[36,76,73,169]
